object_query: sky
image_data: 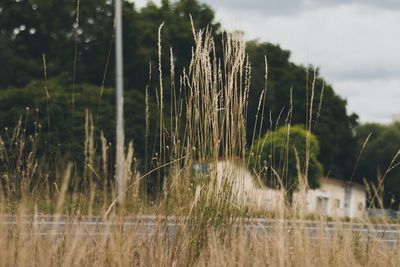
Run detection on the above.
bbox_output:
[134,0,400,123]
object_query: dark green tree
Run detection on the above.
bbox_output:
[0,0,221,90]
[354,122,400,208]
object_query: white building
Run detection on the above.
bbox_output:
[210,161,285,211]
[293,177,366,218]
[193,161,367,218]
[211,161,366,218]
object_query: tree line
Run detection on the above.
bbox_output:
[0,0,398,207]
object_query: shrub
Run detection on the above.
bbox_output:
[248,125,322,199]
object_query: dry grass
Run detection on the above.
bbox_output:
[0,212,399,266]
[0,27,399,266]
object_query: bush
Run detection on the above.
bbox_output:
[248,125,322,196]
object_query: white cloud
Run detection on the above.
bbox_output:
[133,0,159,9]
[334,78,400,123]
[203,0,400,16]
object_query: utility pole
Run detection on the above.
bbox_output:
[115,0,125,202]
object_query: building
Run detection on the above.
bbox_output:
[212,160,284,210]
[210,161,366,218]
[293,177,367,218]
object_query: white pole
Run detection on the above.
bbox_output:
[115,0,125,202]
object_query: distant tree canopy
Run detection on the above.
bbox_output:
[0,81,157,161]
[248,125,322,200]
[354,122,400,207]
[0,0,220,90]
[1,1,359,190]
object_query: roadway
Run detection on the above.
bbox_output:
[0,215,399,245]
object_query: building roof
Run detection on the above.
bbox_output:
[319,177,365,191]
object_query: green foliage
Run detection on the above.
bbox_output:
[249,125,322,194]
[355,122,400,207]
[0,80,157,162]
[246,41,358,180]
[0,0,221,91]
[0,0,115,87]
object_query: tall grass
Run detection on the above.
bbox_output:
[0,26,399,266]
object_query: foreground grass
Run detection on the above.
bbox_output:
[1,203,399,267]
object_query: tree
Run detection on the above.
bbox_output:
[0,0,221,91]
[0,0,133,88]
[246,41,358,180]
[248,125,322,202]
[354,122,400,208]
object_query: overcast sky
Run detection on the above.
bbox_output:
[135,0,400,123]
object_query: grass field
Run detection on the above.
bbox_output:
[0,27,398,266]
